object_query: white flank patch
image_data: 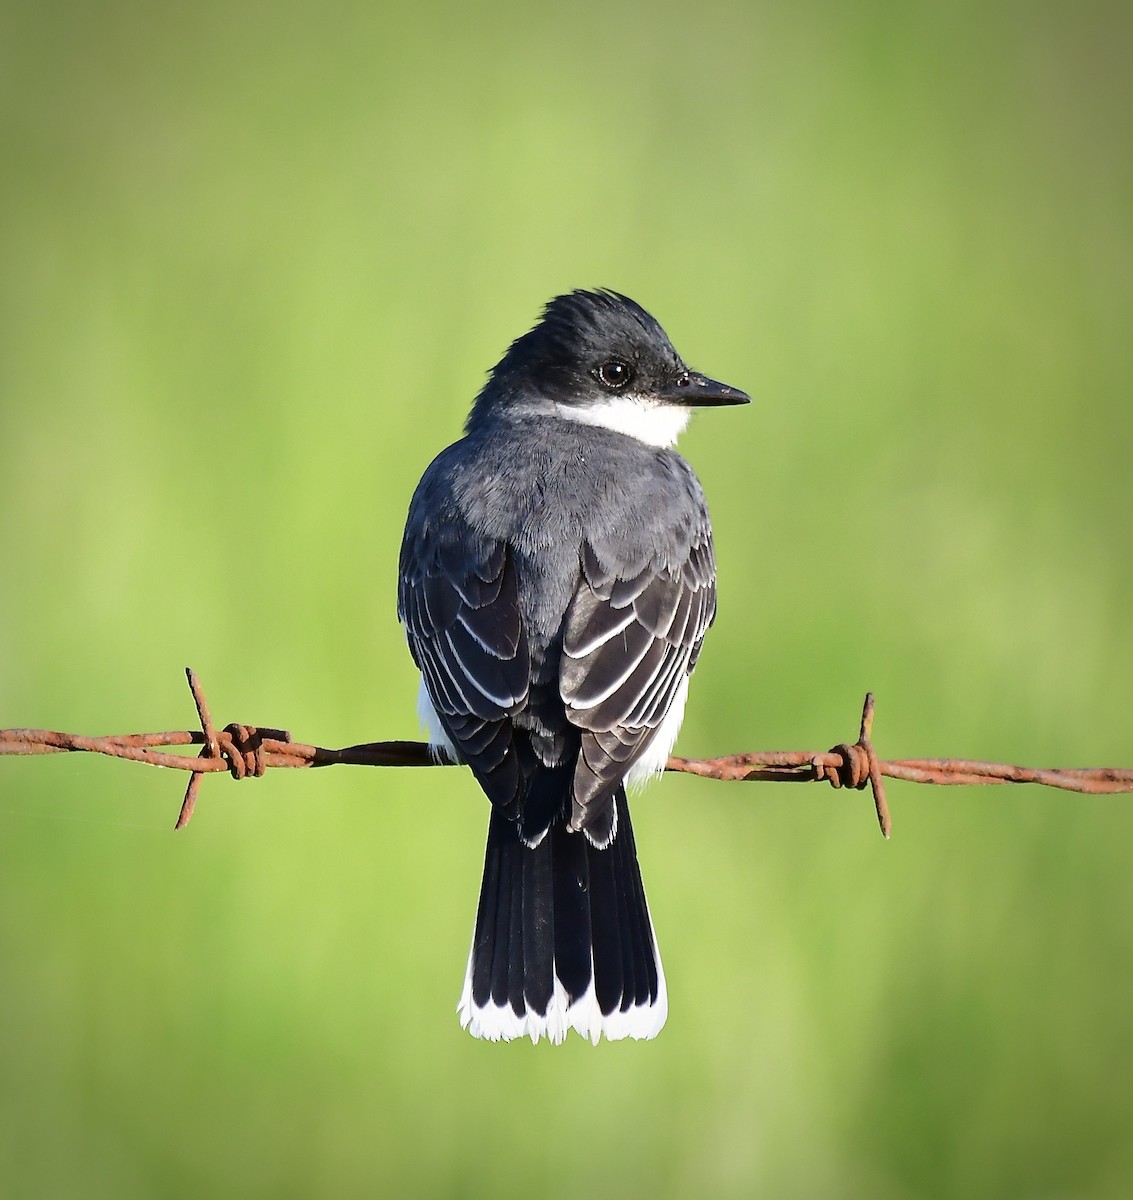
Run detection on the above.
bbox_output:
[554,393,691,448]
[417,677,459,762]
[626,674,689,788]
[457,919,668,1046]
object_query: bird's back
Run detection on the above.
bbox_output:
[400,410,712,653]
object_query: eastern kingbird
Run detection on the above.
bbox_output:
[398,289,748,1044]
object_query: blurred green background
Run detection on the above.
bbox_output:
[2,1,1131,1196]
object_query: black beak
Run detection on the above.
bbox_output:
[659,370,750,408]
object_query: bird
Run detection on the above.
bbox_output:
[398,289,748,1044]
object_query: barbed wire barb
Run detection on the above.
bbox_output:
[3,669,1132,835]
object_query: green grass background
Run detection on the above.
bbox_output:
[2,1,1132,1196]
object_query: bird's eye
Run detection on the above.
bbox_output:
[596,360,632,389]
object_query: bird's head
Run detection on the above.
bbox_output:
[468,289,749,448]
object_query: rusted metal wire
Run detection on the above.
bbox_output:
[2,669,1131,835]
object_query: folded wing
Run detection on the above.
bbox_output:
[560,536,716,845]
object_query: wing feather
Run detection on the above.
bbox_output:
[561,619,656,710]
[400,539,530,810]
[562,597,637,657]
[561,533,716,839]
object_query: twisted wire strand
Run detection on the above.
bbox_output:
[3,670,1131,834]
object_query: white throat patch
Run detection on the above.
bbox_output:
[554,394,691,448]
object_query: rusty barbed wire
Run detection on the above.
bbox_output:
[2,669,1131,836]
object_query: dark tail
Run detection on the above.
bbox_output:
[457,786,666,1044]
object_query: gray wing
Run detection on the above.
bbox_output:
[398,535,532,813]
[559,532,717,845]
